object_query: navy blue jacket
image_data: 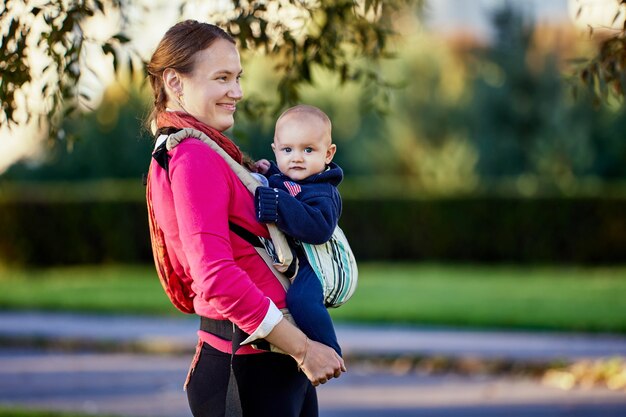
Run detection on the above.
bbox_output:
[254,162,343,245]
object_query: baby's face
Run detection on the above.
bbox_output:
[272,115,336,182]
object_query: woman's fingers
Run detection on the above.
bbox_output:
[338,355,347,373]
[300,340,347,386]
[315,361,343,385]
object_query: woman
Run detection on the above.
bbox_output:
[145,20,345,417]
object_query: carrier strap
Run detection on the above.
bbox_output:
[228,222,263,249]
[200,316,243,340]
[199,316,271,351]
[153,126,296,274]
[227,322,246,417]
[152,127,179,172]
[153,131,267,253]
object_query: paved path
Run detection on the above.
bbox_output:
[2,311,626,361]
[1,348,625,417]
[1,312,626,416]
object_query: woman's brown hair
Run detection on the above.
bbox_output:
[145,20,235,130]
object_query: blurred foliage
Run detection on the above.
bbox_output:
[543,358,626,392]
[217,0,423,116]
[571,0,626,104]
[374,31,477,194]
[4,2,626,196]
[0,0,422,143]
[0,0,137,141]
[234,3,626,196]
[465,4,626,193]
[467,6,589,185]
[3,84,152,181]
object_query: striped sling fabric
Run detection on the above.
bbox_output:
[301,226,358,308]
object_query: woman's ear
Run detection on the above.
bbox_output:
[163,68,183,98]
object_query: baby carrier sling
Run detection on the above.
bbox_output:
[147,127,298,315]
[303,226,358,308]
[149,127,357,311]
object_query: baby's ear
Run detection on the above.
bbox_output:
[325,143,337,164]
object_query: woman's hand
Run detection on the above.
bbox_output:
[264,318,346,386]
[295,337,346,386]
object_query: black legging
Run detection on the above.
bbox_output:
[186,342,318,417]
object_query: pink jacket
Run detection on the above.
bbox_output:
[149,138,287,354]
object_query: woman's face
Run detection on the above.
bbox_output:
[174,39,243,131]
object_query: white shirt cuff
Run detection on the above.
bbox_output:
[241,298,283,345]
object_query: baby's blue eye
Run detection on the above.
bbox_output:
[283,147,292,153]
[304,147,313,153]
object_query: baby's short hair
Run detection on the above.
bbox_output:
[277,105,332,136]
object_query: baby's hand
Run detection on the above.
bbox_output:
[255,159,271,174]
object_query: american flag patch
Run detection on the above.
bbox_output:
[284,181,302,197]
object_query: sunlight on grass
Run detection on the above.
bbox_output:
[0,265,176,315]
[1,263,625,332]
[329,263,626,332]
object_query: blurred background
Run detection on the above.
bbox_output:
[1,0,626,416]
[3,0,626,266]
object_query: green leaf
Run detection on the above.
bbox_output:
[612,10,622,26]
[112,52,119,73]
[64,104,77,117]
[101,43,114,56]
[94,0,105,13]
[113,33,130,43]
[597,63,608,98]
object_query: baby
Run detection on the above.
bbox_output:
[254,104,343,355]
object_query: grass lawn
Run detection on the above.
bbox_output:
[0,265,173,315]
[332,263,626,333]
[0,263,625,333]
[0,408,121,417]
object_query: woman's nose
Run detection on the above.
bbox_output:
[229,82,243,101]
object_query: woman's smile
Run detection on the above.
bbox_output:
[218,102,237,112]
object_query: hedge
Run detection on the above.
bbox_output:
[1,191,625,265]
[340,197,626,263]
[0,200,152,266]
